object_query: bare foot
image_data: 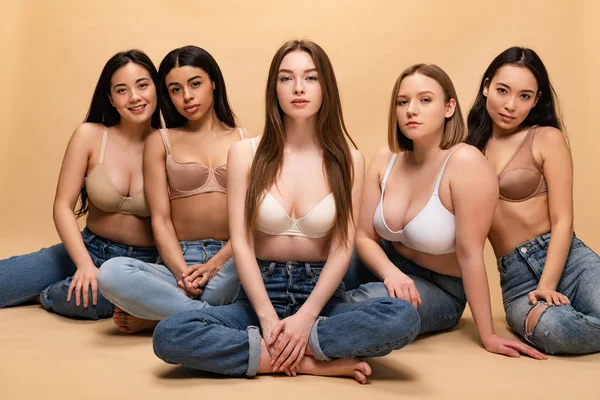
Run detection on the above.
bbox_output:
[113,307,158,334]
[298,356,372,384]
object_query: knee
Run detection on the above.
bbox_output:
[153,311,206,363]
[153,316,180,362]
[370,298,421,343]
[97,257,136,293]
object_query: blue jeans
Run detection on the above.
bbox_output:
[97,239,239,320]
[345,240,466,335]
[153,259,420,377]
[0,227,158,320]
[499,233,600,354]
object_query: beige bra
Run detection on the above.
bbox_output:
[85,127,150,217]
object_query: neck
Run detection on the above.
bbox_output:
[116,119,152,142]
[491,122,523,140]
[282,115,319,149]
[186,109,224,133]
[408,131,443,165]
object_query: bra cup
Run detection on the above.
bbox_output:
[213,166,228,189]
[166,157,210,191]
[499,168,541,201]
[402,199,455,255]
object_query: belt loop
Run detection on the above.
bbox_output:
[180,242,187,254]
[305,262,312,277]
[536,235,546,248]
[127,246,134,257]
[268,261,276,276]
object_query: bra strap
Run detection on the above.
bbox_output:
[158,128,172,155]
[98,126,109,163]
[434,146,462,194]
[250,137,257,154]
[381,154,398,188]
[237,127,247,139]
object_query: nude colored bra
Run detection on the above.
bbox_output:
[496,125,548,202]
[85,127,150,217]
[251,138,336,239]
[373,147,462,255]
[159,127,246,200]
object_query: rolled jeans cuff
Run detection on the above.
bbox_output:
[246,325,261,377]
[309,316,331,361]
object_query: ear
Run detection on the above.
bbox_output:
[533,91,542,107]
[108,94,115,107]
[482,78,490,97]
[212,81,216,90]
[445,98,456,119]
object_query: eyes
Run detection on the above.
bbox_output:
[278,75,319,83]
[170,80,203,94]
[495,87,532,100]
[114,82,151,95]
[396,97,431,106]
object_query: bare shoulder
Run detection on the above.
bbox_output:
[350,148,365,167]
[229,135,259,161]
[534,126,568,149]
[447,144,496,181]
[68,122,105,151]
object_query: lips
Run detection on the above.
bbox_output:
[405,121,421,127]
[129,104,146,113]
[499,113,515,121]
[291,99,309,104]
[184,104,200,112]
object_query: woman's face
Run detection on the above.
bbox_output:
[276,50,323,120]
[396,73,455,143]
[484,65,540,131]
[165,66,215,121]
[109,62,157,124]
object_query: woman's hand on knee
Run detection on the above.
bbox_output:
[383,270,422,308]
[528,288,570,307]
[67,264,99,307]
[268,312,314,373]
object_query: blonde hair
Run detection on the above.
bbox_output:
[388,64,465,152]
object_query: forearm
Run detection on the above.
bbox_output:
[538,220,573,291]
[53,204,94,269]
[356,236,399,280]
[152,218,188,280]
[234,245,277,322]
[459,255,495,341]
[209,240,233,268]
[299,250,349,318]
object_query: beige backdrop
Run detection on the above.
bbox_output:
[1,1,598,294]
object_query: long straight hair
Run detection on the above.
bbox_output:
[466,47,564,151]
[76,49,162,218]
[158,45,236,129]
[245,40,357,244]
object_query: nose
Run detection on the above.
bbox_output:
[129,88,141,103]
[505,96,517,112]
[293,79,305,95]
[183,86,194,102]
[407,100,418,116]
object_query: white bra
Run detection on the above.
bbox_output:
[373,147,461,255]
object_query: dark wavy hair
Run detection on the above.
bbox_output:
[76,49,161,218]
[466,46,564,152]
[158,45,236,129]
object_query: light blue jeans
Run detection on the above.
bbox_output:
[499,233,600,354]
[97,239,239,320]
[0,227,158,319]
[345,239,467,335]
[153,259,420,377]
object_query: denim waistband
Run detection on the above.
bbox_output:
[82,227,157,255]
[498,232,558,265]
[179,239,226,247]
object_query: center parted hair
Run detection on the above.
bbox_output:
[157,45,237,129]
[245,40,358,244]
[388,64,465,152]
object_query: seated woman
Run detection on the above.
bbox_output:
[152,40,420,383]
[98,46,244,333]
[0,50,160,319]
[466,46,600,354]
[345,64,545,359]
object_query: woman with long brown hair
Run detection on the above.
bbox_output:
[152,40,420,383]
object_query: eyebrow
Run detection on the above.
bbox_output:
[112,77,150,89]
[167,75,203,87]
[397,91,435,98]
[497,82,536,94]
[278,68,318,74]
